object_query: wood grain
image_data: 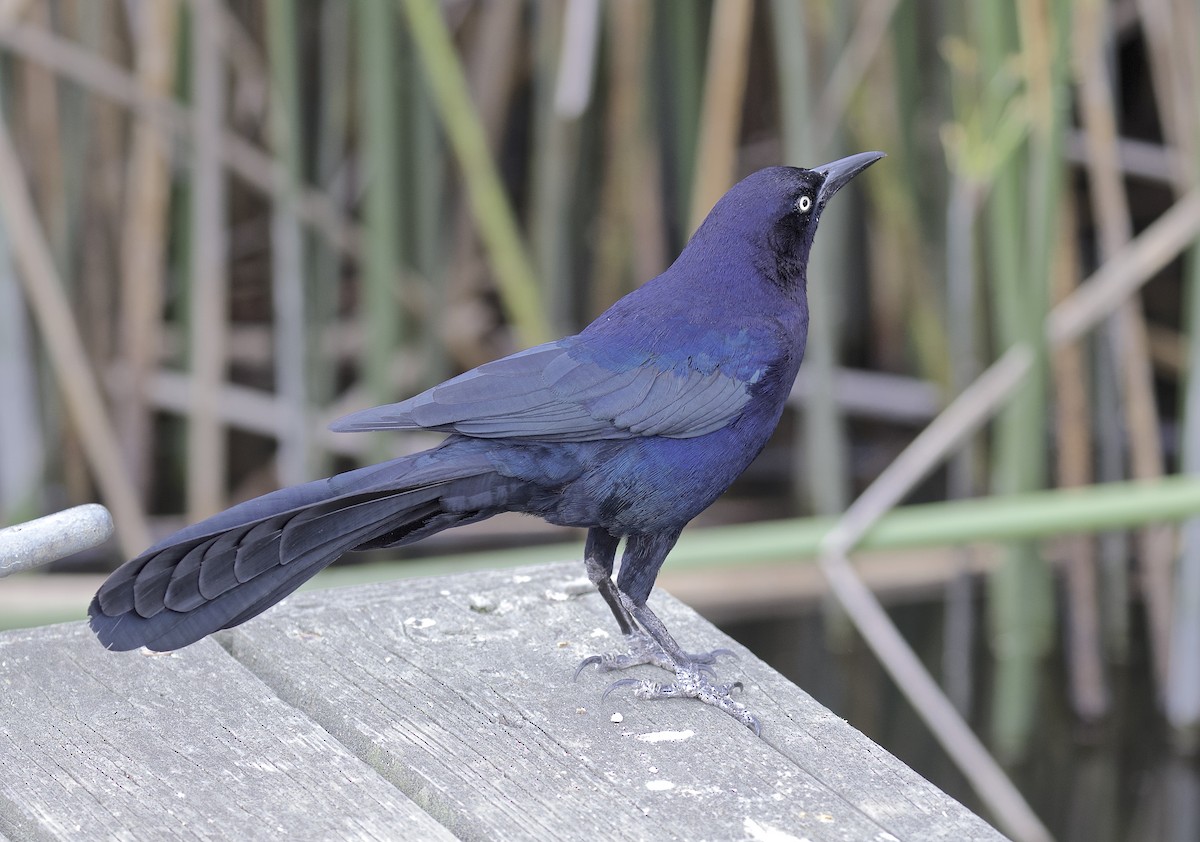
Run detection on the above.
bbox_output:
[0,563,1006,840]
[0,624,453,840]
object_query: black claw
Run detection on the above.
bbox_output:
[573,655,602,681]
[602,677,645,702]
[678,647,736,667]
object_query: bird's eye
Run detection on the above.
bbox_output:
[797,195,813,212]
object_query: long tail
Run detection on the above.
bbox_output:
[89,442,528,652]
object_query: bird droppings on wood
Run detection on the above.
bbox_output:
[467,593,496,613]
[636,729,695,743]
[285,627,323,642]
[561,577,595,597]
[743,817,810,842]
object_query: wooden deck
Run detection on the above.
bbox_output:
[0,562,1006,840]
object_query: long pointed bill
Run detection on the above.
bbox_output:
[814,151,885,204]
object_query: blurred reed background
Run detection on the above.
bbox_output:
[2,1,1200,837]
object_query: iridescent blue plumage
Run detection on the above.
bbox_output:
[90,154,884,733]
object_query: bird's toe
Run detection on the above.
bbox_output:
[576,629,678,675]
[599,665,762,736]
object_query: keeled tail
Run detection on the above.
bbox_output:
[89,444,525,652]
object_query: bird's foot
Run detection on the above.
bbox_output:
[573,629,733,679]
[603,666,761,736]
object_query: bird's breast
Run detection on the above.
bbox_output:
[542,407,784,535]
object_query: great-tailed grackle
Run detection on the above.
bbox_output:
[90,152,883,733]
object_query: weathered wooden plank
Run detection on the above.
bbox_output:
[220,561,1007,841]
[0,624,454,841]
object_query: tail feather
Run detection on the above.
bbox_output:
[95,541,185,617]
[99,551,338,654]
[89,448,523,652]
[279,485,447,566]
[132,566,175,619]
[198,520,274,602]
[231,516,293,582]
[163,538,218,612]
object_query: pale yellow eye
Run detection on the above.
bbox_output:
[797,195,813,212]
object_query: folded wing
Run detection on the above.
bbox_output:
[330,340,754,442]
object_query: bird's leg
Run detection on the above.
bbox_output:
[606,595,760,735]
[576,529,732,673]
[579,532,759,734]
[583,530,636,636]
[575,529,682,675]
[623,595,734,671]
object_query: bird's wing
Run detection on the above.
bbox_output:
[329,340,756,441]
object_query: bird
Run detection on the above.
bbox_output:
[90,151,883,733]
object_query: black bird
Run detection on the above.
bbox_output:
[90,152,883,732]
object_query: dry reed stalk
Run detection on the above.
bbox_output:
[0,21,365,261]
[266,0,310,487]
[812,0,901,153]
[0,0,31,23]
[440,0,525,362]
[1134,0,1199,185]
[1135,0,1200,740]
[593,0,666,315]
[0,116,150,556]
[687,0,754,232]
[123,366,424,461]
[1050,195,1108,722]
[403,0,551,349]
[73,2,124,365]
[118,0,179,499]
[186,0,229,521]
[16,4,65,261]
[614,0,666,286]
[1074,0,1174,700]
[530,0,578,332]
[465,0,523,143]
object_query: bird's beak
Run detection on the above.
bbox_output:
[814,151,885,205]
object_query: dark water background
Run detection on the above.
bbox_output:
[724,596,1200,842]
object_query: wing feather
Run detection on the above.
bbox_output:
[330,339,756,442]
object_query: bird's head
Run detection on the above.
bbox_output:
[686,151,885,290]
